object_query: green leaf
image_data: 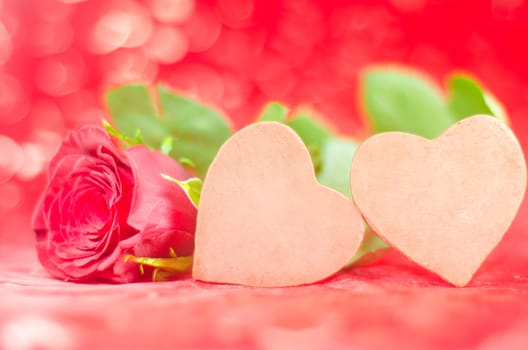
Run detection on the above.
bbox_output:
[105,85,169,147]
[157,86,232,177]
[134,129,144,144]
[160,136,174,155]
[286,111,332,149]
[306,144,322,174]
[103,119,128,143]
[315,138,389,263]
[316,138,358,199]
[161,174,202,207]
[178,157,196,168]
[446,74,509,124]
[102,119,144,147]
[255,105,332,173]
[446,74,494,121]
[482,92,509,124]
[285,110,333,174]
[361,67,454,138]
[105,84,233,178]
[258,102,289,122]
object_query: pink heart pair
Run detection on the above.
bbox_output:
[193,115,526,287]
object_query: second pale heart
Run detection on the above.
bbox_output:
[350,115,526,286]
[193,122,364,287]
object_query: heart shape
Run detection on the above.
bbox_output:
[350,115,526,286]
[193,122,364,287]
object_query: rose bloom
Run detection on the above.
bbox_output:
[33,126,197,283]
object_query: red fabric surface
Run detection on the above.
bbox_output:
[2,0,528,348]
[2,244,528,349]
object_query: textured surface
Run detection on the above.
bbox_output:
[2,243,528,349]
[194,123,363,287]
[351,116,527,286]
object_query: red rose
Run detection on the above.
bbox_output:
[33,126,197,283]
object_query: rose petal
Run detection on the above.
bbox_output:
[34,126,138,282]
[126,146,197,235]
[133,228,194,258]
[48,126,118,177]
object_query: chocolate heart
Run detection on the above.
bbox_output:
[193,122,364,287]
[350,115,526,286]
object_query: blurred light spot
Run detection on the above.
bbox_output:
[468,33,491,57]
[18,143,46,180]
[91,7,153,54]
[121,6,153,49]
[258,321,342,350]
[204,28,266,71]
[0,21,12,65]
[329,6,390,41]
[169,63,224,104]
[329,8,352,37]
[0,13,19,43]
[277,2,324,47]
[479,320,528,350]
[334,47,362,80]
[389,0,427,12]
[1,315,74,350]
[146,25,188,64]
[0,74,29,125]
[57,89,96,122]
[256,75,296,99]
[183,5,222,52]
[210,314,249,344]
[102,49,158,84]
[349,11,369,31]
[493,0,524,9]
[92,12,132,53]
[255,55,296,98]
[35,52,86,96]
[148,0,195,24]
[30,130,63,160]
[30,20,73,56]
[220,73,252,109]
[28,99,64,131]
[409,45,449,72]
[0,183,21,210]
[77,107,106,126]
[0,135,23,184]
[268,35,313,69]
[227,103,258,129]
[59,0,87,3]
[218,0,254,27]
[34,0,73,21]
[492,0,524,17]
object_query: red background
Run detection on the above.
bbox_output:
[1,1,528,349]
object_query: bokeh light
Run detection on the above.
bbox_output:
[1,1,528,349]
[0,0,528,269]
[148,0,194,24]
[0,21,12,65]
[145,25,188,64]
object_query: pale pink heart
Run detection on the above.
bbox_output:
[193,122,364,287]
[350,115,527,286]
